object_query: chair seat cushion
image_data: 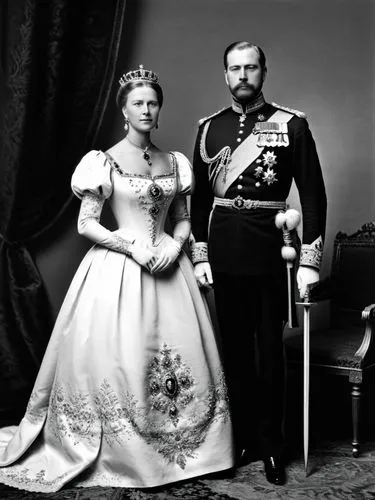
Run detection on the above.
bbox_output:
[284,326,366,369]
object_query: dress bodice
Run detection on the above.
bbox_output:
[107,153,177,245]
[71,149,193,246]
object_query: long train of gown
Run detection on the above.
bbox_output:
[0,150,234,492]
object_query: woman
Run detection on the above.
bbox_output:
[0,66,234,492]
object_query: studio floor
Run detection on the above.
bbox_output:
[1,372,375,499]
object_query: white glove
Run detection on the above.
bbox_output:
[150,235,181,274]
[194,262,213,289]
[129,240,155,269]
[297,265,319,299]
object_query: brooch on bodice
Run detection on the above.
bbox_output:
[147,182,164,218]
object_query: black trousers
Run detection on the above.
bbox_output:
[213,271,286,458]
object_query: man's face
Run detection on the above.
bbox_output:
[225,47,266,103]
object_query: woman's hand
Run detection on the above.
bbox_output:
[130,240,155,269]
[150,236,181,274]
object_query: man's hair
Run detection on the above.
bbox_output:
[223,41,266,70]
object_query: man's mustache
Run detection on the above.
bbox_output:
[234,83,256,91]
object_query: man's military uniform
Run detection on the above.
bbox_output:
[190,92,327,458]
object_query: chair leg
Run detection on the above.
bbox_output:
[351,383,361,458]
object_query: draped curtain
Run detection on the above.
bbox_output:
[0,0,126,415]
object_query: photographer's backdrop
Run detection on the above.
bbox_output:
[36,0,375,330]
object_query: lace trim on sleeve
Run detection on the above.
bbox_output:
[79,192,105,224]
[105,234,134,256]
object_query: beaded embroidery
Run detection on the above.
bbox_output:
[300,236,323,270]
[78,193,133,255]
[0,345,230,490]
[79,192,105,223]
[191,242,208,264]
[25,391,47,425]
[104,152,177,245]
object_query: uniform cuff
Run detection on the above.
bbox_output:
[299,236,323,270]
[191,242,208,264]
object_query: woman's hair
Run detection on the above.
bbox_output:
[116,81,164,109]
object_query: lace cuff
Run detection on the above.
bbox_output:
[103,234,134,256]
[191,242,208,264]
[79,193,105,225]
[299,236,323,270]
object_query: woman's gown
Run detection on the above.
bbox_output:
[0,150,234,492]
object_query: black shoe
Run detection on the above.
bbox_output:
[263,456,286,485]
[236,447,259,467]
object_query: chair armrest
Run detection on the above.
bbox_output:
[361,303,375,322]
[355,304,375,362]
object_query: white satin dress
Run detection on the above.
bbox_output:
[0,150,234,493]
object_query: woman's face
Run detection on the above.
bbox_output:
[123,86,160,133]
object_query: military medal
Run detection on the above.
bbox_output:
[253,121,289,147]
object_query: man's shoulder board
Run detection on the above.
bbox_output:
[198,107,228,127]
[271,102,307,119]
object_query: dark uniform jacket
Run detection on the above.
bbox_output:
[191,98,327,276]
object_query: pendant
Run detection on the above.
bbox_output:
[143,150,152,166]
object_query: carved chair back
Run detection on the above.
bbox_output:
[330,222,375,329]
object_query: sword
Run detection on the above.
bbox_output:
[296,282,318,476]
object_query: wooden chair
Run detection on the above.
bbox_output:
[284,222,375,457]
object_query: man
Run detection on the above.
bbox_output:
[190,41,327,485]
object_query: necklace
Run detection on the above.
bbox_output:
[126,136,152,166]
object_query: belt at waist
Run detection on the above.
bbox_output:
[213,196,287,211]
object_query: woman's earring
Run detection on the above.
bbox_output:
[124,117,129,132]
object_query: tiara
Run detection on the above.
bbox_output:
[119,64,159,87]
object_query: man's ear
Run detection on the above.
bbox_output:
[224,70,229,86]
[262,67,268,83]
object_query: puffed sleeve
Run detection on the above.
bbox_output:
[173,151,194,196]
[71,150,113,200]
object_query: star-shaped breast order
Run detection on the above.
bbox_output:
[262,151,277,167]
[263,168,277,185]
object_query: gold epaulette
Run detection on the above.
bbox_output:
[198,107,228,127]
[271,102,307,119]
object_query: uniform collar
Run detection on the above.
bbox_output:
[231,92,266,114]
